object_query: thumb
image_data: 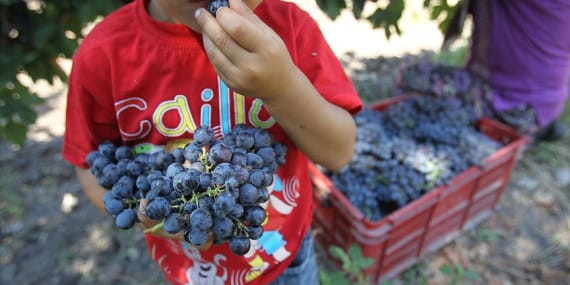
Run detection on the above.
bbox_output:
[137,198,149,223]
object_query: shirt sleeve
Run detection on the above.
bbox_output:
[62,45,121,168]
[292,14,363,115]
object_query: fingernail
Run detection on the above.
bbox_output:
[194,8,202,19]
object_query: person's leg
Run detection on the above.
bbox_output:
[268,231,320,285]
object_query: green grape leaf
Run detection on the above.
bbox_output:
[329,245,351,267]
[439,263,454,276]
[348,243,363,259]
[463,270,481,279]
[328,271,351,285]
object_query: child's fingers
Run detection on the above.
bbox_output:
[228,0,264,26]
[215,3,264,52]
[195,8,245,66]
[202,35,242,86]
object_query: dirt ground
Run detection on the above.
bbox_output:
[1,2,569,285]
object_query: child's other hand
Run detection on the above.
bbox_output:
[195,0,297,101]
[137,199,213,250]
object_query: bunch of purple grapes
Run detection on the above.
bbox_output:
[327,96,501,221]
[85,124,287,256]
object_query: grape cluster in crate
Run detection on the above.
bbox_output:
[326,96,502,221]
[86,125,286,255]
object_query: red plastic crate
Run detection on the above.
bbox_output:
[310,96,529,283]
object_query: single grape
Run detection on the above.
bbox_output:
[229,235,251,255]
[190,208,213,230]
[194,125,215,147]
[262,171,274,187]
[145,197,170,220]
[253,128,272,149]
[273,143,287,158]
[232,164,249,184]
[257,187,270,204]
[166,163,185,179]
[198,173,213,192]
[224,177,240,192]
[247,225,263,240]
[92,156,111,173]
[104,196,125,215]
[248,169,265,187]
[212,216,234,239]
[228,203,244,219]
[135,175,151,192]
[230,151,246,166]
[115,145,133,160]
[100,164,120,188]
[172,172,187,193]
[207,0,229,16]
[183,142,202,163]
[146,170,163,183]
[115,159,130,176]
[246,153,264,170]
[198,196,215,210]
[235,132,255,150]
[187,228,210,246]
[86,151,102,166]
[171,148,185,164]
[111,181,132,199]
[209,143,233,164]
[163,213,186,234]
[145,187,162,200]
[149,150,174,170]
[182,169,201,192]
[183,202,198,214]
[211,162,234,185]
[245,205,266,226]
[189,161,206,172]
[151,176,173,196]
[115,208,137,229]
[256,147,276,165]
[98,141,117,161]
[238,183,258,206]
[212,191,235,217]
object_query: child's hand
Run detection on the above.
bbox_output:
[195,0,297,101]
[137,199,213,250]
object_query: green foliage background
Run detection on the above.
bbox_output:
[0,0,459,146]
[0,0,123,145]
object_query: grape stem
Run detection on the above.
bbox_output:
[199,147,213,172]
[231,218,249,237]
[144,220,165,233]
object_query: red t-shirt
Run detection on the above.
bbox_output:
[63,0,362,284]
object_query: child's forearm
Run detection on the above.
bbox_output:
[262,67,356,171]
[75,167,108,214]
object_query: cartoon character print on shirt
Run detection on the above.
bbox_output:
[125,78,302,284]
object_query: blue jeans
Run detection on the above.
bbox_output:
[269,231,320,285]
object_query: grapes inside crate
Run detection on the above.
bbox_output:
[311,95,529,282]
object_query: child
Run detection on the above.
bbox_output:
[62,0,362,284]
